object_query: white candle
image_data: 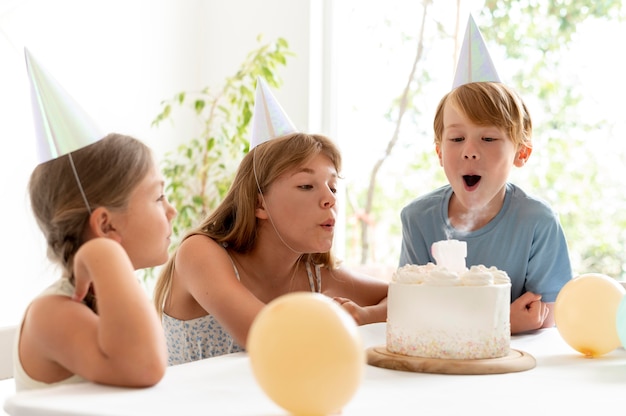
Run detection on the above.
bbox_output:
[431,239,467,274]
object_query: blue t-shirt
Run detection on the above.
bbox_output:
[399,183,572,302]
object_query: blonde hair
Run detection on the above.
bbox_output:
[433,82,532,149]
[154,132,342,316]
[29,133,154,310]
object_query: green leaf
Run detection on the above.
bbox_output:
[194,100,206,114]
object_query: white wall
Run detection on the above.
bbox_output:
[0,0,322,326]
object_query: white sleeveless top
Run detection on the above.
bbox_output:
[13,278,85,391]
[163,260,322,366]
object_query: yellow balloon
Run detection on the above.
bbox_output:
[554,273,626,357]
[248,292,364,416]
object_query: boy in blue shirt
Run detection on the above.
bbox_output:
[399,16,572,334]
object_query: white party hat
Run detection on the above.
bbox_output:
[249,76,297,149]
[451,15,501,89]
[24,48,103,163]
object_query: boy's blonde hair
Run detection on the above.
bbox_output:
[433,82,532,149]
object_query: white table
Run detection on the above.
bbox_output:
[5,323,626,415]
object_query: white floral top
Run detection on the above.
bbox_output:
[163,260,322,365]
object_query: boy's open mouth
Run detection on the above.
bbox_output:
[463,175,481,187]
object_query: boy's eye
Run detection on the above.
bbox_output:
[298,185,313,190]
[482,137,496,142]
[451,137,464,142]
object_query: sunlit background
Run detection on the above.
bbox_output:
[1,0,625,326]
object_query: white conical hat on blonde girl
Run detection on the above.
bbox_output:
[249,76,297,149]
[451,14,501,89]
[248,76,300,253]
[24,48,103,163]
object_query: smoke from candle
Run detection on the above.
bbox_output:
[446,207,485,237]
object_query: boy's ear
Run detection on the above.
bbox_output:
[514,145,532,167]
[436,145,444,167]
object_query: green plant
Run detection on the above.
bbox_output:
[143,35,292,283]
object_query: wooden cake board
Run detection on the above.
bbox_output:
[367,346,536,375]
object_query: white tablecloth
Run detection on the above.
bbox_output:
[5,323,626,415]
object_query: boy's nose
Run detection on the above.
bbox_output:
[463,145,479,159]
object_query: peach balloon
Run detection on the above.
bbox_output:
[247,292,364,415]
[554,273,626,357]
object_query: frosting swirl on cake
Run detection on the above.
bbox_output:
[391,263,432,283]
[460,265,494,286]
[425,268,461,286]
[393,263,510,286]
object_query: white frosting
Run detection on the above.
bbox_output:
[393,263,511,287]
[387,263,511,360]
[391,263,432,283]
[424,268,461,286]
[461,265,494,286]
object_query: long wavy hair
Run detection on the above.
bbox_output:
[154,132,343,316]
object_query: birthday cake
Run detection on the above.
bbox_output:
[387,240,511,359]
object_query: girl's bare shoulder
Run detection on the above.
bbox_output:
[174,235,236,281]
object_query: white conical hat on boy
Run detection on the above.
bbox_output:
[249,76,297,149]
[451,14,501,89]
[24,48,103,163]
